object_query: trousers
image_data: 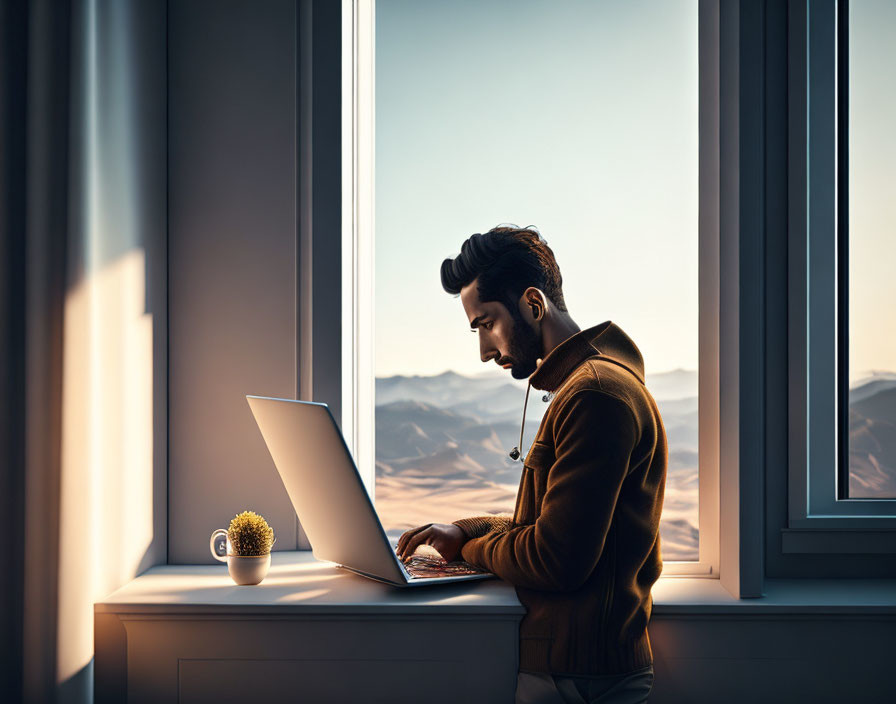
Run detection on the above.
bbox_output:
[515,664,654,704]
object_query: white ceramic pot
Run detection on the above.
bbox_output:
[225,553,271,585]
[209,529,272,585]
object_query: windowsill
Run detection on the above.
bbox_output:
[96,550,524,617]
[95,551,896,618]
[652,574,896,615]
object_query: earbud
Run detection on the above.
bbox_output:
[525,289,544,322]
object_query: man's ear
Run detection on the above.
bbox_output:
[521,287,547,322]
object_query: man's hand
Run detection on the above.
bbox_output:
[396,523,466,563]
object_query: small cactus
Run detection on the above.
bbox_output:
[227,510,275,556]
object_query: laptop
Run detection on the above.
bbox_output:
[246,395,493,587]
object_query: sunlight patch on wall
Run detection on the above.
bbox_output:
[57,249,154,683]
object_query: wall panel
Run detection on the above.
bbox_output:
[168,0,299,563]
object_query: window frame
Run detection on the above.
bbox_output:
[783,0,896,556]
[341,0,719,577]
[340,0,376,499]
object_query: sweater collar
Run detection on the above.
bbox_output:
[528,320,646,392]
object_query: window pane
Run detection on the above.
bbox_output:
[847,0,896,498]
[374,0,699,559]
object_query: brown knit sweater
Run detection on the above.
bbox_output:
[453,321,667,677]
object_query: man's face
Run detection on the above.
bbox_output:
[460,280,542,379]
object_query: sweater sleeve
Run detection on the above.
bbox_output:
[452,513,514,539]
[460,389,639,592]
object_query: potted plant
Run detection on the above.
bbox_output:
[209,510,276,585]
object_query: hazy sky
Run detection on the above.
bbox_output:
[374,0,893,383]
[849,0,896,385]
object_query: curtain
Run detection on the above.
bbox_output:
[2,1,71,700]
[0,1,167,702]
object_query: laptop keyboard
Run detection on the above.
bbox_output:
[396,552,490,579]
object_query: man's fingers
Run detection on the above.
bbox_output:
[400,527,432,561]
[397,523,430,555]
[398,528,426,560]
[397,527,418,556]
[396,527,417,554]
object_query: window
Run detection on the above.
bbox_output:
[343,0,712,572]
[784,0,896,553]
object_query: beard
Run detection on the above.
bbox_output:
[505,307,543,379]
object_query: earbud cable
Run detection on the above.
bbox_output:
[519,380,531,451]
[510,380,532,462]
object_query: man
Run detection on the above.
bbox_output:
[397,225,666,704]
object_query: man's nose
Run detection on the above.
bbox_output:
[480,336,498,363]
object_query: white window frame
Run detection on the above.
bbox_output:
[341,0,720,577]
[341,0,376,499]
[783,0,896,556]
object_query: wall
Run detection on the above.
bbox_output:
[167,0,301,562]
[649,612,892,703]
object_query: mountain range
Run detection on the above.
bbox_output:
[375,368,701,561]
[848,374,896,496]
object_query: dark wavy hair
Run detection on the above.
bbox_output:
[440,225,567,313]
